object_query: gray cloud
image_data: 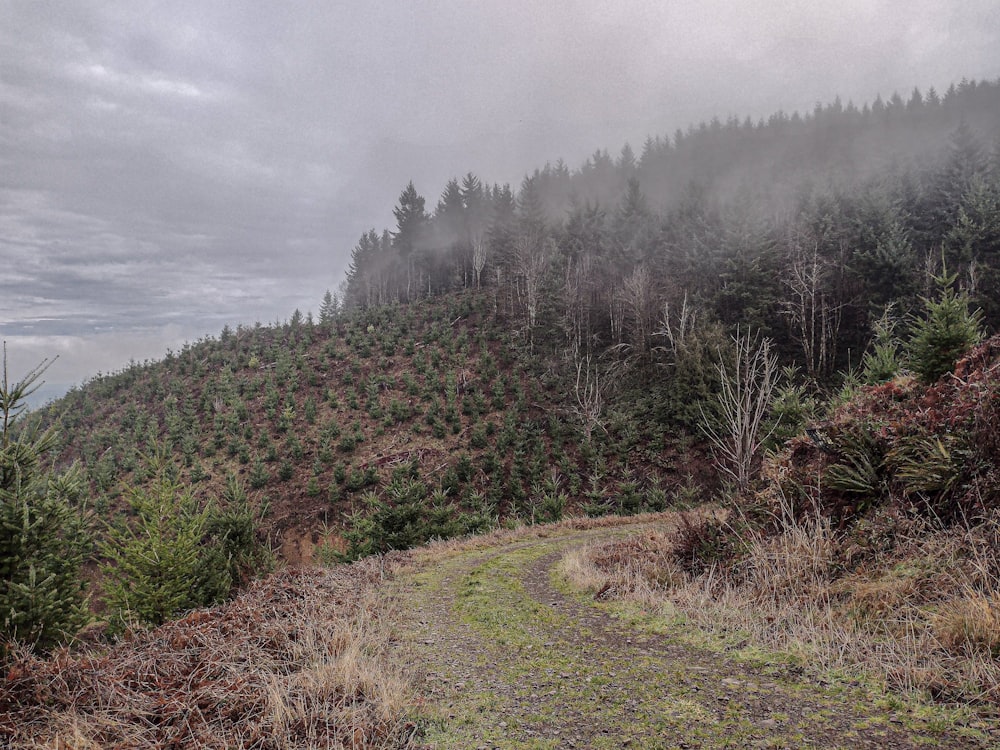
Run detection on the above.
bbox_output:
[2,1,999,396]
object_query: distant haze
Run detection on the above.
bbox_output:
[3,1,999,399]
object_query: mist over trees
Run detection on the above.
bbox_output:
[343,78,1000,380]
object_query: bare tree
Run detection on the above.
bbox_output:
[471,233,488,290]
[559,254,596,359]
[609,287,626,346]
[701,328,779,494]
[782,230,845,378]
[654,292,699,357]
[618,264,657,360]
[513,234,554,346]
[571,353,607,441]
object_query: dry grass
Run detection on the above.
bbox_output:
[0,556,418,749]
[560,510,1000,710]
[411,510,678,564]
[934,592,1000,657]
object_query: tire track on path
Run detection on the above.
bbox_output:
[394,523,987,749]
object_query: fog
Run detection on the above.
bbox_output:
[2,1,998,398]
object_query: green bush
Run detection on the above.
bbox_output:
[907,267,983,384]
[340,478,477,560]
[101,465,225,629]
[861,307,903,384]
[766,367,817,450]
[539,490,567,523]
[469,423,488,449]
[101,464,269,630]
[1,358,91,654]
[206,475,273,588]
[249,456,269,489]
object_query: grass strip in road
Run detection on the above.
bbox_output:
[454,544,568,650]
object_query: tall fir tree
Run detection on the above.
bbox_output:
[392,181,429,299]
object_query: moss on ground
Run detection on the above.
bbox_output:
[396,525,992,749]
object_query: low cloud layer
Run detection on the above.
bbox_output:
[3,1,998,396]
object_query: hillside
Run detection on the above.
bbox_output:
[343,77,1000,372]
[26,292,707,565]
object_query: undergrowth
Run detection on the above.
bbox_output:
[0,557,417,749]
[562,507,1000,712]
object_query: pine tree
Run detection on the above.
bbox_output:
[434,178,466,247]
[392,181,429,299]
[861,306,902,384]
[929,121,987,246]
[318,289,339,324]
[613,176,652,268]
[434,178,468,287]
[1,350,90,655]
[907,266,984,384]
[100,456,231,630]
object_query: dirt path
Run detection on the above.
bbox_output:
[393,524,988,749]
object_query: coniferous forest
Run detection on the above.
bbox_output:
[343,77,1000,378]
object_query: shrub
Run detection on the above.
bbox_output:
[206,475,272,588]
[102,467,270,631]
[907,267,983,384]
[469,423,488,449]
[616,480,644,515]
[861,306,903,384]
[539,490,567,523]
[1,357,91,654]
[101,464,227,629]
[766,367,817,450]
[340,477,481,560]
[670,512,740,575]
[248,456,269,489]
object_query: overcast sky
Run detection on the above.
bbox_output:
[3,1,999,399]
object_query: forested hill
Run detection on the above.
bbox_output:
[28,294,705,565]
[343,77,1000,380]
[22,76,1000,568]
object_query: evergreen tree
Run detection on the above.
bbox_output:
[516,173,548,241]
[100,459,267,630]
[613,176,654,269]
[318,289,339,324]
[343,229,381,307]
[852,209,919,310]
[392,181,429,299]
[434,178,468,287]
[928,121,987,247]
[861,306,903,384]
[392,181,429,257]
[434,178,466,247]
[100,459,230,629]
[907,266,984,384]
[617,142,637,175]
[946,172,1000,326]
[487,183,517,288]
[1,351,90,655]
